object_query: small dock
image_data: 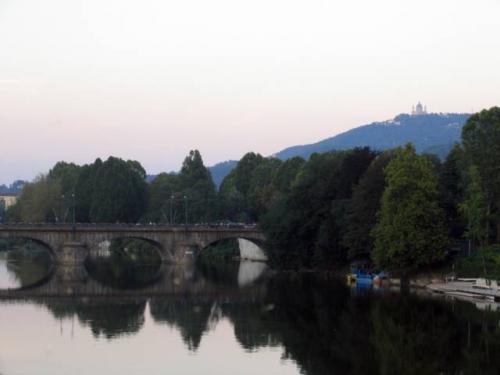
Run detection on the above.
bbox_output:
[427,280,500,301]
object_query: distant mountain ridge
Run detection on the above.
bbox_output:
[209,112,470,187]
[209,160,238,188]
[274,113,469,160]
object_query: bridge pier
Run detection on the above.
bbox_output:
[58,242,88,266]
[171,244,199,265]
[52,242,89,294]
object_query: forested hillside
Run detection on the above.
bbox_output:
[208,113,470,186]
[275,113,469,159]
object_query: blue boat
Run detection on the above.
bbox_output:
[356,270,374,284]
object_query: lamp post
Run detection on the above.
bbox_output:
[72,193,76,225]
[183,195,188,226]
[61,194,65,223]
[71,192,76,239]
[170,195,174,225]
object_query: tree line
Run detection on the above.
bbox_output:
[5,150,216,225]
[4,107,500,271]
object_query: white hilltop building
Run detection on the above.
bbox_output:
[411,102,427,115]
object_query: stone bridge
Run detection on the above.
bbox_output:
[0,224,266,265]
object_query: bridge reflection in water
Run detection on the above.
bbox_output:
[2,263,500,375]
[0,259,271,298]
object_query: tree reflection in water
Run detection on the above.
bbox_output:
[85,238,162,289]
[13,263,500,374]
[0,238,52,289]
[44,298,147,339]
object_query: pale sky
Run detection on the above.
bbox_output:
[1,0,499,184]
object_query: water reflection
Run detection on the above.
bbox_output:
[85,238,162,289]
[2,264,500,374]
[44,298,147,339]
[0,239,52,289]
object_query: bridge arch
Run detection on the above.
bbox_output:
[108,235,175,263]
[0,235,57,259]
[84,236,166,290]
[0,236,56,290]
[200,236,268,262]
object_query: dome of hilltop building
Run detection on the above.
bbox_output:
[411,102,427,115]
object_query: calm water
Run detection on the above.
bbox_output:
[0,248,52,289]
[1,253,500,374]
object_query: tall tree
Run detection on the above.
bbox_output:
[0,199,6,223]
[247,158,282,219]
[89,157,148,223]
[14,175,62,222]
[48,162,81,193]
[144,173,180,223]
[262,148,376,268]
[233,152,265,198]
[75,159,102,222]
[217,152,268,222]
[459,165,488,250]
[438,144,466,239]
[343,151,394,261]
[177,150,217,223]
[462,107,500,241]
[371,144,449,280]
[217,171,246,222]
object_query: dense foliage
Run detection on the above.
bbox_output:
[261,147,377,268]
[261,107,500,271]
[5,106,500,273]
[144,150,216,224]
[371,144,449,272]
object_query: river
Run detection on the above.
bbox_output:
[1,248,500,374]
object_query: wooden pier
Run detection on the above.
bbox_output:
[428,280,500,301]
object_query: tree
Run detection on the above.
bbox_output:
[262,148,376,268]
[0,199,5,223]
[247,158,282,219]
[144,173,180,223]
[438,144,466,239]
[89,157,148,223]
[144,150,217,224]
[233,152,265,198]
[343,151,394,261]
[14,175,62,222]
[75,159,102,222]
[217,171,246,222]
[459,165,488,250]
[371,144,449,279]
[217,152,270,222]
[177,150,217,223]
[272,157,305,195]
[48,162,81,193]
[462,107,500,241]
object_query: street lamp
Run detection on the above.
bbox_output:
[71,192,76,239]
[61,194,66,223]
[72,193,75,225]
[170,195,174,225]
[183,195,188,226]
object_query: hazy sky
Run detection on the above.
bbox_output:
[1,0,499,184]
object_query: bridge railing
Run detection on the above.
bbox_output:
[0,222,258,230]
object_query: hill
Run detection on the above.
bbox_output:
[208,160,238,188]
[274,113,469,160]
[209,113,470,187]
